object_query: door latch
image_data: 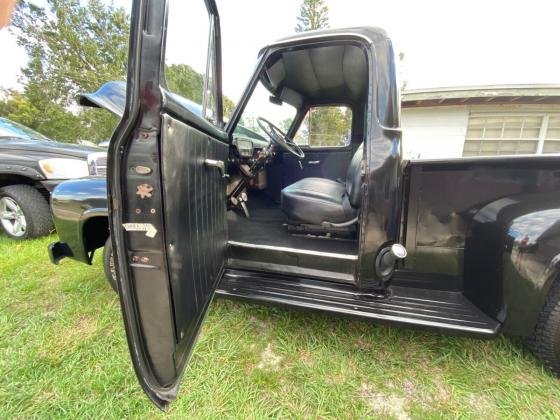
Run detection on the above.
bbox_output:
[204,159,229,178]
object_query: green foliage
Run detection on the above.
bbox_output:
[165,64,204,104]
[294,106,352,147]
[0,88,121,142]
[295,0,330,32]
[13,0,129,105]
[2,234,560,417]
[5,1,235,142]
[308,106,352,146]
[7,0,128,143]
[223,96,236,119]
[280,118,293,133]
[0,90,39,129]
[165,63,236,119]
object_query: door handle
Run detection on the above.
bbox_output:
[307,160,321,165]
[204,159,228,178]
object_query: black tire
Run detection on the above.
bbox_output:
[103,237,118,293]
[0,185,54,240]
[528,279,560,376]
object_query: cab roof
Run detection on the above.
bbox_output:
[260,26,389,54]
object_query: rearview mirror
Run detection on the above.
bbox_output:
[269,95,283,106]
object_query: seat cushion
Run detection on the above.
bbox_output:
[281,177,356,224]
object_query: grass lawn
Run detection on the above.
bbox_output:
[1,233,560,418]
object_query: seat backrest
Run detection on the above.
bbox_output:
[345,143,363,208]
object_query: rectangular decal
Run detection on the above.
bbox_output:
[123,223,158,238]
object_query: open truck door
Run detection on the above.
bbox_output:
[108,0,228,409]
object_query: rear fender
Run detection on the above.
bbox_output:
[464,192,560,336]
[501,209,560,335]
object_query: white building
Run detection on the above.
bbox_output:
[401,85,560,160]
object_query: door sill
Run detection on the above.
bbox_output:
[216,269,501,338]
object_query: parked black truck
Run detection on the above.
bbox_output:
[0,117,106,239]
[48,0,560,410]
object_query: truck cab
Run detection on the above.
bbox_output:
[48,0,560,409]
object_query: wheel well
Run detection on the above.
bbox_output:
[83,216,109,252]
[0,174,50,202]
[0,174,36,189]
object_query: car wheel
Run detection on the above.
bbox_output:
[103,237,118,293]
[528,279,560,377]
[0,185,54,240]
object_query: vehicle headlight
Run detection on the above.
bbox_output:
[38,158,89,179]
[86,152,108,177]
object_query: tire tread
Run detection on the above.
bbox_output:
[528,278,560,376]
[0,184,54,239]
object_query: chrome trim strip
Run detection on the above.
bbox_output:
[227,240,358,261]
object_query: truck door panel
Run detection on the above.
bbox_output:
[108,0,227,409]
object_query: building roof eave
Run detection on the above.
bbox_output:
[402,84,560,108]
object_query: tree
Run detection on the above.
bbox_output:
[165,64,204,104]
[165,63,236,119]
[223,96,235,119]
[8,1,234,142]
[308,106,351,146]
[10,0,129,142]
[0,88,85,141]
[295,0,329,32]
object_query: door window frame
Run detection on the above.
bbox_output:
[160,0,223,128]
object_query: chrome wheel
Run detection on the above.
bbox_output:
[0,196,27,238]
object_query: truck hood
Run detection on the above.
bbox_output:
[79,81,127,117]
[0,138,101,159]
[80,81,267,144]
[79,80,203,117]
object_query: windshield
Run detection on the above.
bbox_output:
[0,118,49,140]
[234,81,297,142]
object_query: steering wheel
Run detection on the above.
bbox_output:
[257,117,305,159]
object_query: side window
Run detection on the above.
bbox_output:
[163,0,218,124]
[294,106,352,147]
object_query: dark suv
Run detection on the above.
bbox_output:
[0,117,106,239]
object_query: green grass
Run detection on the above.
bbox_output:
[1,233,560,418]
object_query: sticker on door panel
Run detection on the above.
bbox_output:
[123,223,158,238]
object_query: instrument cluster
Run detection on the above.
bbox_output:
[234,137,254,158]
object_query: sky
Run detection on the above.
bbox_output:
[1,0,560,105]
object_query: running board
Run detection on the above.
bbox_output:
[216,269,501,337]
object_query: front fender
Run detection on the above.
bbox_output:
[464,192,560,337]
[50,177,109,264]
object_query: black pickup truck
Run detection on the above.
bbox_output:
[48,0,560,410]
[0,117,106,240]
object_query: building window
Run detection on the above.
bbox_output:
[463,114,560,157]
[463,115,542,156]
[544,116,560,153]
